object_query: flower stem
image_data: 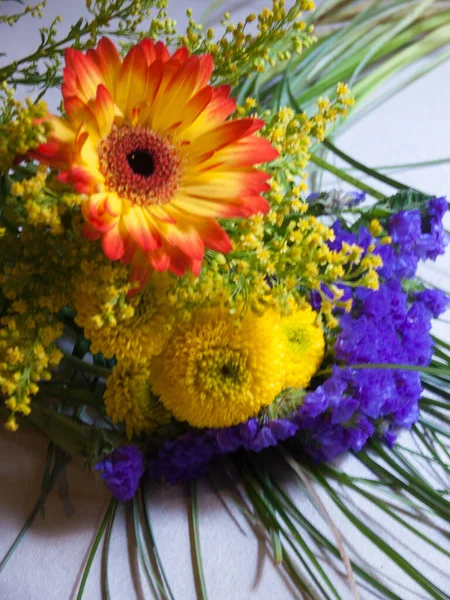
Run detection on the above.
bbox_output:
[59,349,112,379]
[322,138,412,191]
[309,153,387,200]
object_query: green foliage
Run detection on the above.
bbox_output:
[379,189,433,213]
[0,1,176,97]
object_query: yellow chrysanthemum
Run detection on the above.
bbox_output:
[280,305,325,389]
[104,362,170,439]
[150,308,285,428]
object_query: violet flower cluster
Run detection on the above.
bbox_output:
[98,198,449,495]
[95,445,145,501]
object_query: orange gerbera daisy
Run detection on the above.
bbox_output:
[32,38,278,286]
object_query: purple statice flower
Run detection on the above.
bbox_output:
[232,418,298,453]
[95,445,145,502]
[415,289,449,318]
[416,197,449,260]
[293,267,449,460]
[148,419,299,485]
[148,432,216,485]
[380,197,449,279]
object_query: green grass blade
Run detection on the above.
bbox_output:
[101,498,117,600]
[348,0,436,87]
[238,456,403,600]
[76,498,116,600]
[321,138,411,191]
[141,485,175,600]
[238,466,319,598]
[132,494,167,600]
[0,444,66,573]
[325,465,450,558]
[310,472,449,600]
[190,482,208,600]
[270,479,404,600]
[309,154,386,200]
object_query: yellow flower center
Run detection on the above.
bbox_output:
[98,124,181,205]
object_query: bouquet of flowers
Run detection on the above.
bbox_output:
[1,1,450,598]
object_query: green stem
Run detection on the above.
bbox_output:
[76,498,116,600]
[322,138,412,191]
[317,363,450,378]
[309,153,387,200]
[0,5,132,83]
[59,350,112,379]
[190,482,208,600]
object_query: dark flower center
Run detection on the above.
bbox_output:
[98,125,181,206]
[126,149,155,178]
[220,362,241,380]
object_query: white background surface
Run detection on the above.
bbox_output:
[1,1,450,599]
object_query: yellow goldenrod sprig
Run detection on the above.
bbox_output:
[178,1,316,84]
[0,86,50,174]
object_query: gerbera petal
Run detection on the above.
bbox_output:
[149,247,171,272]
[86,193,119,232]
[115,45,149,118]
[162,221,204,260]
[189,217,232,253]
[180,170,261,199]
[135,60,164,125]
[129,249,153,291]
[102,223,127,260]
[65,48,103,104]
[171,46,190,63]
[190,119,264,158]
[123,204,162,252]
[94,84,115,137]
[199,136,279,167]
[104,193,122,217]
[226,195,270,217]
[181,85,236,141]
[154,41,171,62]
[65,96,100,136]
[82,221,101,241]
[58,166,96,194]
[30,140,72,169]
[138,38,156,65]
[171,87,213,134]
[153,57,207,131]
[171,193,228,218]
[46,114,76,144]
[87,37,121,94]
[144,61,185,129]
[148,205,176,224]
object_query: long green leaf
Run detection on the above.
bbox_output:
[190,482,208,600]
[141,485,175,600]
[76,498,116,600]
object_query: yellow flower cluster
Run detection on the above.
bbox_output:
[263,85,354,222]
[72,254,175,364]
[0,309,63,432]
[9,165,82,235]
[104,361,170,439]
[160,89,364,323]
[0,226,79,314]
[179,0,316,84]
[0,86,50,174]
[0,216,85,429]
[148,302,324,428]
